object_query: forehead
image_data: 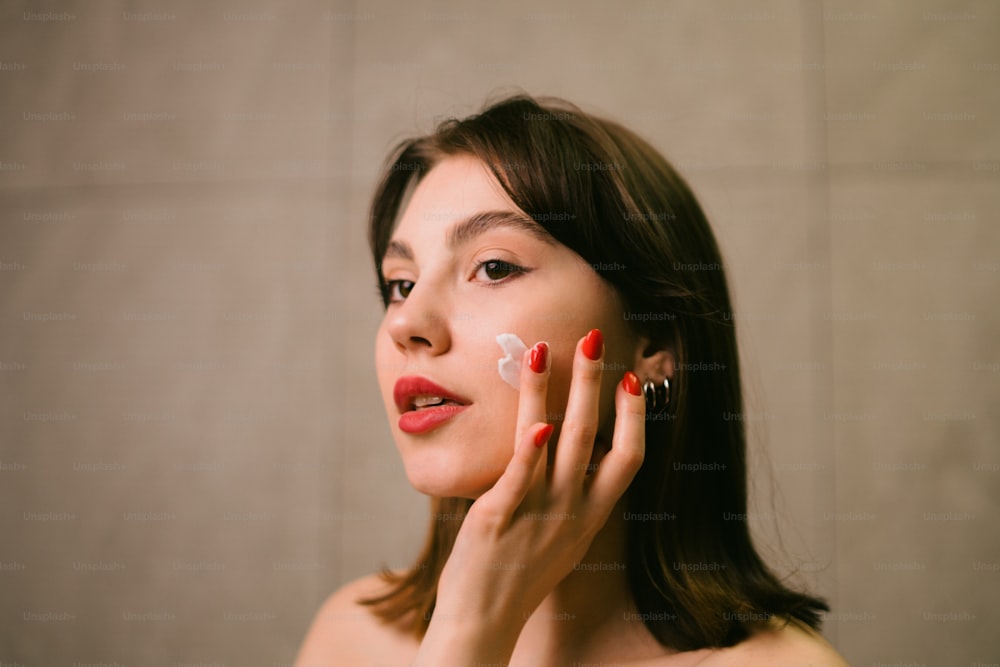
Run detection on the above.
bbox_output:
[394,156,518,235]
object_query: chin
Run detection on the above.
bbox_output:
[392,408,515,500]
[400,450,504,500]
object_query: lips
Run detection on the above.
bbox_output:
[393,376,472,434]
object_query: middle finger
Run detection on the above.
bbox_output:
[552,328,604,490]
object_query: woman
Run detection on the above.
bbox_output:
[295,95,848,665]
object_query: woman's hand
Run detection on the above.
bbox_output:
[413,328,646,665]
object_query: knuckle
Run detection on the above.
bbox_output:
[619,447,645,473]
[468,500,506,533]
[573,359,603,382]
[515,449,537,471]
[562,421,598,445]
[620,401,646,419]
[521,376,548,398]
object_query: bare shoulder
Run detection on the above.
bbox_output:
[293,573,419,667]
[691,619,849,667]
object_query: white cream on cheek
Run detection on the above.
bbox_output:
[495,333,528,389]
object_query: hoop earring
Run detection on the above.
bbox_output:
[642,377,671,417]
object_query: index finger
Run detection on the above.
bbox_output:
[514,341,550,447]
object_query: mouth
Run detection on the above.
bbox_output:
[393,375,472,434]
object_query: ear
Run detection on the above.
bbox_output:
[630,334,675,383]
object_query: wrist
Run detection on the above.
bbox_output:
[415,607,524,666]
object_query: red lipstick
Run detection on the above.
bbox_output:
[393,376,471,434]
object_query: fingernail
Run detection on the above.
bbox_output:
[623,371,641,397]
[582,329,603,361]
[534,423,554,447]
[529,342,549,374]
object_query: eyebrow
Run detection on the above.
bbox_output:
[383,209,556,262]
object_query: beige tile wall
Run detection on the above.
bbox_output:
[1,1,996,664]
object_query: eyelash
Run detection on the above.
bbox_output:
[382,258,528,304]
[474,258,528,286]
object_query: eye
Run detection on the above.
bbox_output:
[475,259,526,284]
[385,279,414,303]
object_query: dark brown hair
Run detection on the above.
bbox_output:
[362,94,828,650]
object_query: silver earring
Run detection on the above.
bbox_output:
[642,377,670,416]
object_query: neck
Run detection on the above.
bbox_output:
[510,498,669,664]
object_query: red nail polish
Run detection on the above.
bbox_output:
[529,342,548,374]
[582,329,603,361]
[534,423,554,447]
[623,371,641,396]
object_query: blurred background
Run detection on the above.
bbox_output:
[1,0,997,664]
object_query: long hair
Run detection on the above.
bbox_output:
[361,94,828,650]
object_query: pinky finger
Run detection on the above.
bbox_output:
[478,422,554,519]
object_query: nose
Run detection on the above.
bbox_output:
[383,280,452,356]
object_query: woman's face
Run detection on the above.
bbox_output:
[375,155,642,499]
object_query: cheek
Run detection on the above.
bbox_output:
[373,327,400,407]
[539,332,631,438]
